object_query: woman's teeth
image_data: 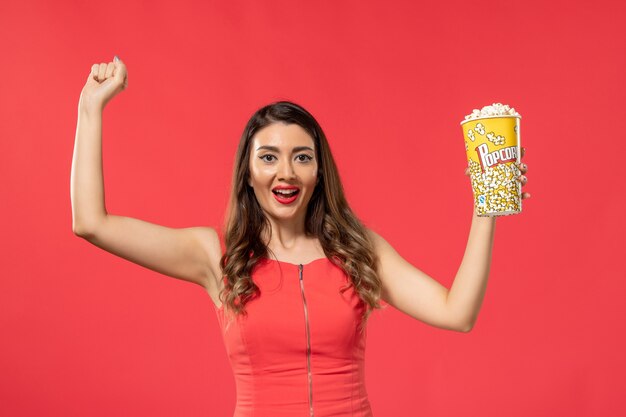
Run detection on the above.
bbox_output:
[273,189,299,197]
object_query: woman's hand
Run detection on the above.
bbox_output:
[464,147,531,199]
[516,147,530,199]
[79,56,128,114]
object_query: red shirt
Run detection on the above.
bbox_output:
[214,256,373,416]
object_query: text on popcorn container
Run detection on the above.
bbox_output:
[475,144,518,172]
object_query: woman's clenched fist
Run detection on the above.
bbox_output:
[79,56,128,113]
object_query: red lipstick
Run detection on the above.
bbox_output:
[272,185,300,204]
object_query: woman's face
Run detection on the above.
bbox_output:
[248,122,319,223]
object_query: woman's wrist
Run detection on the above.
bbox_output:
[472,207,497,223]
[79,103,103,119]
[78,94,104,117]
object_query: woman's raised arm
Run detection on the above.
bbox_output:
[369,154,529,332]
[70,57,222,299]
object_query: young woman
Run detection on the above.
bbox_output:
[71,56,530,417]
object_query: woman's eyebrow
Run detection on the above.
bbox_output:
[255,145,314,153]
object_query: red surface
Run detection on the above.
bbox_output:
[1,1,625,416]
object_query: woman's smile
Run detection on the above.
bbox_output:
[272,187,300,204]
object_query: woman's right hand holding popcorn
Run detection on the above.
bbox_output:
[79,56,128,114]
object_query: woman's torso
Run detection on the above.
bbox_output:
[212,256,373,416]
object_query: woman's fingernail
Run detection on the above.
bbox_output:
[114,55,120,62]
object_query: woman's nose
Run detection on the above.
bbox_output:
[277,158,296,179]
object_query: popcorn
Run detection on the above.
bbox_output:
[460,103,523,216]
[468,160,522,214]
[486,132,506,146]
[464,103,521,121]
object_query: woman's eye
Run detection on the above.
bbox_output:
[260,154,312,163]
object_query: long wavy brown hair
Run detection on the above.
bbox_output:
[218,100,384,332]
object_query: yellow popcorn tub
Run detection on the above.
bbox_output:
[460,115,522,216]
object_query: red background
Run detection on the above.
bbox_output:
[1,0,625,416]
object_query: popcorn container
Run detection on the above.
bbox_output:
[460,115,522,216]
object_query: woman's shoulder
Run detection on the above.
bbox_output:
[363,226,400,264]
[364,227,385,250]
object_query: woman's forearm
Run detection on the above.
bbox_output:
[70,105,107,234]
[446,210,496,331]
